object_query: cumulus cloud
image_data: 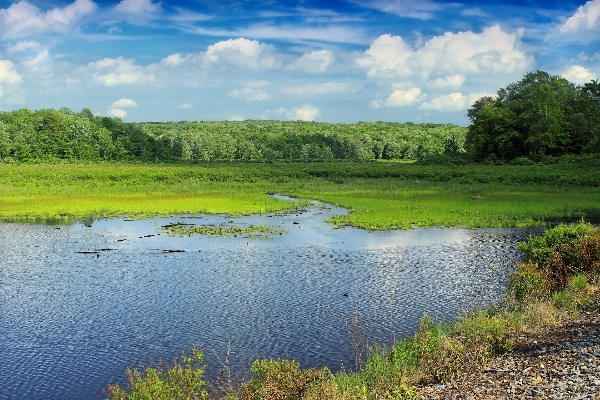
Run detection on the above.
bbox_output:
[228,115,244,121]
[356,26,533,80]
[203,38,277,70]
[560,0,600,37]
[372,87,425,108]
[0,0,97,39]
[284,82,356,95]
[179,103,192,109]
[0,60,23,84]
[85,57,155,86]
[562,65,598,84]
[112,98,138,108]
[267,104,320,121]
[289,50,336,73]
[419,92,467,111]
[228,81,272,101]
[107,108,127,118]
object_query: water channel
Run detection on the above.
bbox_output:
[0,198,542,399]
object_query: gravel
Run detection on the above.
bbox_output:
[419,301,600,399]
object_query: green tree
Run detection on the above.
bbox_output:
[466,71,600,161]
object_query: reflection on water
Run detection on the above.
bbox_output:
[0,200,541,399]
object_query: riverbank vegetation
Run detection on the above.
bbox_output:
[106,221,600,399]
[1,160,599,228]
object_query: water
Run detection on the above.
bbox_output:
[0,199,541,399]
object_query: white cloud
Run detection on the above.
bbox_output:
[560,0,600,36]
[0,60,23,84]
[0,0,97,39]
[562,65,598,84]
[22,50,50,73]
[85,57,155,86]
[8,40,43,53]
[179,102,192,109]
[419,92,467,111]
[228,115,244,121]
[355,34,413,78]
[284,82,356,95]
[267,104,320,121]
[107,108,127,118]
[203,38,277,70]
[115,0,161,15]
[112,98,138,108]
[3,93,26,104]
[353,0,447,19]
[228,81,271,101]
[161,53,190,67]
[372,87,425,108]
[199,25,367,45]
[228,87,272,101]
[289,50,336,73]
[430,74,465,89]
[356,26,533,80]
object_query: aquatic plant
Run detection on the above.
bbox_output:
[160,223,288,239]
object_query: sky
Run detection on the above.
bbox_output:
[0,0,599,124]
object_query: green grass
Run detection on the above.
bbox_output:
[1,161,600,229]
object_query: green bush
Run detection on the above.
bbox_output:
[509,262,552,302]
[106,348,208,400]
[236,359,329,400]
[517,222,600,287]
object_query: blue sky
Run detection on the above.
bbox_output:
[0,0,599,124]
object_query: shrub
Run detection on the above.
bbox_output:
[106,348,208,400]
[509,262,552,302]
[236,359,329,400]
[517,222,600,288]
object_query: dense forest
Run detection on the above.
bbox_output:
[0,109,466,163]
[0,71,598,164]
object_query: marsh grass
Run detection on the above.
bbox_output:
[2,162,600,229]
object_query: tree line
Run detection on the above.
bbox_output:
[1,70,598,164]
[0,109,466,163]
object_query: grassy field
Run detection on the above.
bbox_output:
[1,160,599,228]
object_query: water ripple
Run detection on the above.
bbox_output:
[0,210,540,399]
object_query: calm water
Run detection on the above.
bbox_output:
[0,200,541,399]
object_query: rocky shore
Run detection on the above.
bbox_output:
[419,298,600,399]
